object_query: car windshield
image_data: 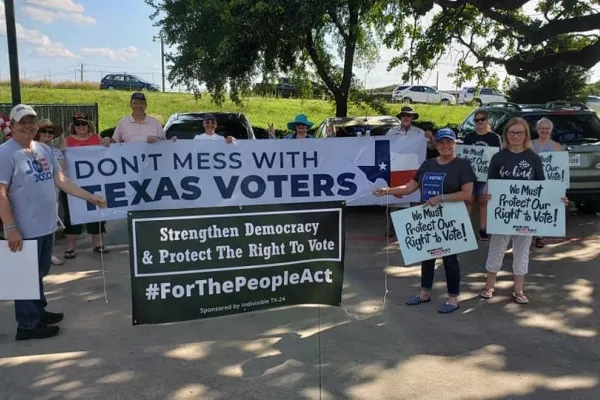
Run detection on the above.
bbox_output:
[522,113,600,144]
[334,123,400,137]
[165,120,249,140]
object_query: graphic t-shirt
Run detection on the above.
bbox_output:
[413,157,477,202]
[487,149,545,181]
[463,131,502,147]
[0,139,61,238]
[194,133,226,141]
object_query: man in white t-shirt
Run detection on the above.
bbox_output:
[0,104,106,341]
[193,114,235,143]
[385,106,434,237]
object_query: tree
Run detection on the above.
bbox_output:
[506,65,590,103]
[146,0,410,117]
[390,0,600,85]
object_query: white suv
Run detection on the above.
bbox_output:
[459,87,507,106]
[391,85,455,105]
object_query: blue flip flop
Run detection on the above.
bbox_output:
[438,302,460,314]
[406,295,431,306]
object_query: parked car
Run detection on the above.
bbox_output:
[313,115,402,138]
[163,112,268,140]
[458,87,507,106]
[391,85,455,105]
[586,95,600,112]
[457,101,600,214]
[275,78,298,99]
[100,74,159,92]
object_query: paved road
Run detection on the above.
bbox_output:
[1,206,599,400]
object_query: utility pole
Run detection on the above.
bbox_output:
[153,32,166,92]
[80,63,84,82]
[4,0,21,105]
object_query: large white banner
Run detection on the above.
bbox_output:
[486,179,567,237]
[64,136,427,224]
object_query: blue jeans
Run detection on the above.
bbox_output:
[421,254,460,297]
[14,234,53,329]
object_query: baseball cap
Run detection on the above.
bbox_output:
[435,128,456,141]
[10,104,37,122]
[203,113,217,122]
[131,92,147,101]
[73,112,88,122]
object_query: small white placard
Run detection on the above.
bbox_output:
[0,240,40,300]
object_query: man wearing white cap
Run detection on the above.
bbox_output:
[0,104,106,341]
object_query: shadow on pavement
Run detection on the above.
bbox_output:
[0,206,598,399]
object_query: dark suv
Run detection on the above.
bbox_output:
[100,74,159,92]
[457,101,600,214]
[163,112,269,140]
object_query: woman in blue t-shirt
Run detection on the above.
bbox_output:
[373,129,476,314]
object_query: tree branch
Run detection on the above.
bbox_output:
[305,30,340,97]
[340,2,359,97]
[327,11,350,42]
[504,40,600,77]
[435,0,530,10]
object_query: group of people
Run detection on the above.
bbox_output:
[373,115,567,314]
[1,93,566,341]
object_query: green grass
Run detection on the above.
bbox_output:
[0,86,473,132]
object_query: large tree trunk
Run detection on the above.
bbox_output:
[335,92,348,117]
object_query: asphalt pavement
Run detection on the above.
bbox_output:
[0,206,599,400]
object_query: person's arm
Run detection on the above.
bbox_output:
[0,184,22,252]
[554,142,561,151]
[432,182,473,203]
[54,171,104,206]
[111,119,123,143]
[373,179,419,197]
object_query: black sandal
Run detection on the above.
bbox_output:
[93,245,110,254]
[64,250,76,259]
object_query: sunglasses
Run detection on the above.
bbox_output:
[38,128,55,134]
[475,118,487,122]
[204,119,217,124]
[74,120,88,127]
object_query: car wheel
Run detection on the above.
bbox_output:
[475,99,483,107]
[402,97,412,104]
[441,99,451,106]
[575,201,600,215]
[107,85,116,90]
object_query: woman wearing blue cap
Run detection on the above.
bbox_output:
[267,114,314,139]
[373,128,476,313]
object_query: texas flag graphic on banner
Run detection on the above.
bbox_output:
[358,139,422,200]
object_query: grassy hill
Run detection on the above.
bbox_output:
[0,85,472,132]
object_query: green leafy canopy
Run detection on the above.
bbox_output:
[393,0,600,87]
[146,0,414,116]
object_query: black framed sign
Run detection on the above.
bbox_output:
[127,202,345,325]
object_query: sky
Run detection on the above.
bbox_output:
[0,0,599,92]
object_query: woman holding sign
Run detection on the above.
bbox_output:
[480,117,568,304]
[463,110,502,241]
[531,118,561,248]
[373,129,476,314]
